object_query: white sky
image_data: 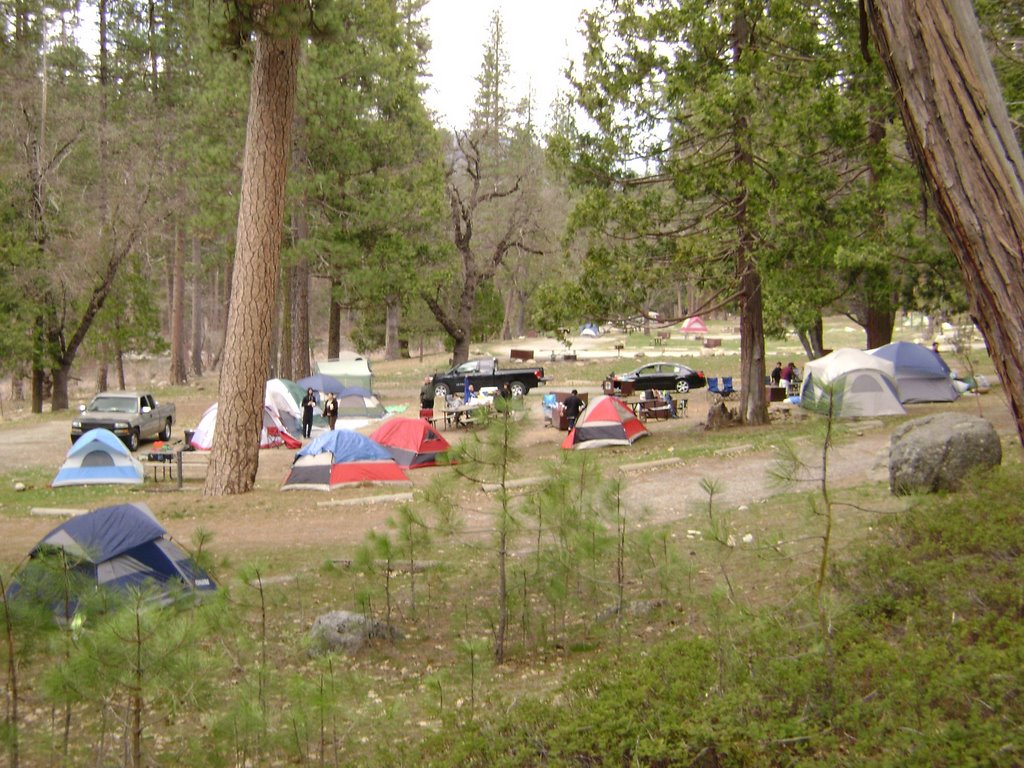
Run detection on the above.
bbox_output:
[422,0,601,131]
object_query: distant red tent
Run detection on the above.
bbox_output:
[369,417,452,468]
[561,395,649,450]
[680,316,708,334]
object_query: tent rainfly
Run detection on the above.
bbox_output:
[369,417,452,468]
[315,351,373,392]
[867,341,959,403]
[10,502,216,606]
[190,403,301,451]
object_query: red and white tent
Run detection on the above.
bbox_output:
[369,417,452,468]
[561,395,649,450]
[680,316,708,334]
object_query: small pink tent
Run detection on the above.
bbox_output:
[680,316,708,334]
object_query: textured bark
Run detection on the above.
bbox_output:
[170,224,187,384]
[327,288,342,359]
[866,0,1024,445]
[290,257,310,378]
[384,297,401,360]
[190,236,204,376]
[205,15,300,495]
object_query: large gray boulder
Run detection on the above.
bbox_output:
[307,611,402,656]
[889,412,1001,495]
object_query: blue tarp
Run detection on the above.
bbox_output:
[295,429,393,461]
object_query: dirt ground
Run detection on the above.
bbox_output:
[1,365,1018,573]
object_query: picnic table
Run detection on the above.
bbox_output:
[441,401,491,430]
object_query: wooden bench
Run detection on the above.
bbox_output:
[653,330,671,346]
[703,338,722,348]
[510,349,534,362]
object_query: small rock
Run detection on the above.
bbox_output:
[13,482,25,492]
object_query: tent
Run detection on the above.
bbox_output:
[799,348,906,418]
[53,428,144,487]
[579,322,601,337]
[369,417,452,468]
[296,373,347,395]
[13,503,215,605]
[189,403,301,451]
[335,386,387,419]
[680,316,708,334]
[867,341,959,403]
[315,351,374,391]
[265,378,308,434]
[561,395,649,450]
[282,429,411,491]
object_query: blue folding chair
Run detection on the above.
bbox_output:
[706,377,721,401]
[720,376,735,398]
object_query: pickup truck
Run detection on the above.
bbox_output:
[431,358,546,399]
[71,392,176,451]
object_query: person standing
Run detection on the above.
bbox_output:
[780,362,798,391]
[562,389,584,430]
[301,387,317,438]
[322,393,338,431]
[419,377,435,410]
[770,362,782,386]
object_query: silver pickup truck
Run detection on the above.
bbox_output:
[71,392,176,451]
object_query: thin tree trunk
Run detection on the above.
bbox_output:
[384,297,401,360]
[170,224,187,384]
[866,0,1024,444]
[328,286,342,360]
[205,9,300,496]
[190,235,204,376]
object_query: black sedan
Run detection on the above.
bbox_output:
[605,362,707,394]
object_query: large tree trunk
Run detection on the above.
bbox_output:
[863,302,894,350]
[205,12,300,496]
[866,0,1024,445]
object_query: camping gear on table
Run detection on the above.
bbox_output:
[53,428,144,487]
[9,502,215,609]
[561,395,649,450]
[867,341,959,403]
[282,429,411,491]
[369,417,452,468]
[799,348,906,418]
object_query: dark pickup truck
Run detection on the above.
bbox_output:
[432,358,546,399]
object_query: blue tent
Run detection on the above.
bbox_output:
[296,373,347,395]
[53,428,144,487]
[868,341,959,403]
[16,503,216,602]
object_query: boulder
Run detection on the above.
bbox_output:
[307,610,402,656]
[889,412,1001,495]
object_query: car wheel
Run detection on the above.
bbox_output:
[434,383,450,400]
[676,380,690,393]
[127,429,140,452]
[509,381,527,398]
[159,419,172,441]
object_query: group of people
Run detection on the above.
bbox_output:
[300,387,339,438]
[770,361,800,391]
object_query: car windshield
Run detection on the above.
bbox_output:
[87,396,137,413]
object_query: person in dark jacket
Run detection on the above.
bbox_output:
[562,389,584,430]
[301,388,317,438]
[419,377,435,410]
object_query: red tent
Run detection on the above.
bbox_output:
[561,395,649,450]
[680,316,708,334]
[369,417,452,468]
[282,430,410,491]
